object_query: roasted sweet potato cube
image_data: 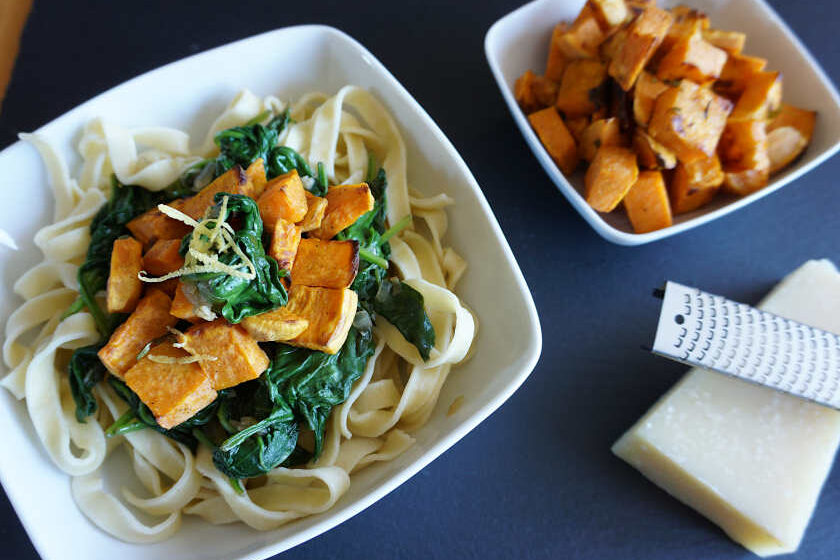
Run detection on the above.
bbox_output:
[702,29,746,54]
[300,191,328,232]
[245,158,267,199]
[768,103,816,140]
[268,218,302,270]
[729,71,782,121]
[183,319,269,390]
[98,290,177,378]
[143,239,184,277]
[656,30,727,84]
[565,116,590,143]
[633,72,669,126]
[106,237,143,314]
[559,4,607,59]
[580,117,625,161]
[670,163,720,214]
[125,343,217,430]
[514,70,558,113]
[170,281,200,323]
[723,167,769,196]
[633,130,677,169]
[546,23,570,82]
[767,127,809,174]
[182,165,253,220]
[718,120,769,172]
[589,0,628,30]
[624,170,672,233]
[608,6,673,91]
[241,308,309,342]
[257,169,308,234]
[528,107,579,175]
[310,184,375,240]
[715,53,767,100]
[555,58,608,118]
[292,238,360,289]
[585,146,639,212]
[649,80,733,162]
[600,27,627,61]
[127,198,191,248]
[682,154,724,188]
[286,285,358,354]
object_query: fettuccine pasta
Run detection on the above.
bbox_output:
[2,85,475,542]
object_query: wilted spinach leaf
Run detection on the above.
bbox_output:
[182,193,288,323]
[373,279,435,361]
[212,110,313,181]
[67,344,106,422]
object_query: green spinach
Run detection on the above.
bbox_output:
[372,279,435,361]
[67,344,107,422]
[181,193,288,323]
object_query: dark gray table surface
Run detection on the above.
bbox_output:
[1,1,839,558]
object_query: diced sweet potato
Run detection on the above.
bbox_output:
[580,117,625,161]
[106,237,143,314]
[125,343,217,430]
[558,4,608,59]
[670,163,720,214]
[714,53,767,100]
[565,116,591,143]
[589,0,628,30]
[729,71,782,121]
[608,6,673,91]
[555,58,608,118]
[285,285,358,354]
[245,158,267,199]
[682,154,724,188]
[514,70,558,113]
[723,167,769,196]
[624,170,672,233]
[648,80,733,162]
[127,198,191,248]
[633,130,677,169]
[528,107,579,175]
[143,239,184,277]
[656,29,727,84]
[310,184,375,240]
[170,281,200,323]
[584,145,639,212]
[241,308,309,342]
[653,5,706,63]
[718,120,769,172]
[600,26,628,61]
[268,218,302,270]
[767,127,809,174]
[183,319,269,390]
[181,165,253,220]
[291,238,359,289]
[546,23,570,82]
[768,103,816,141]
[98,290,177,378]
[257,169,308,234]
[633,71,669,126]
[702,29,746,54]
[300,191,328,232]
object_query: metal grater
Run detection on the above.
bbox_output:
[651,281,840,409]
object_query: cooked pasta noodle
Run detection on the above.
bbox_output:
[1,85,475,541]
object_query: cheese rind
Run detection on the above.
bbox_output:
[613,260,840,557]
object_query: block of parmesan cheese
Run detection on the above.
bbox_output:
[613,259,840,557]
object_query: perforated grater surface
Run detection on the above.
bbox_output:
[652,281,840,409]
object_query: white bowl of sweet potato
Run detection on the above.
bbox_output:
[486,0,840,245]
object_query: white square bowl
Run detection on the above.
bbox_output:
[485,0,840,245]
[0,25,542,560]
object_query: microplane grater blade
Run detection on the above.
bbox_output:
[651,281,840,410]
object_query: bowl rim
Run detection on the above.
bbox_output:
[484,0,840,246]
[0,23,543,560]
